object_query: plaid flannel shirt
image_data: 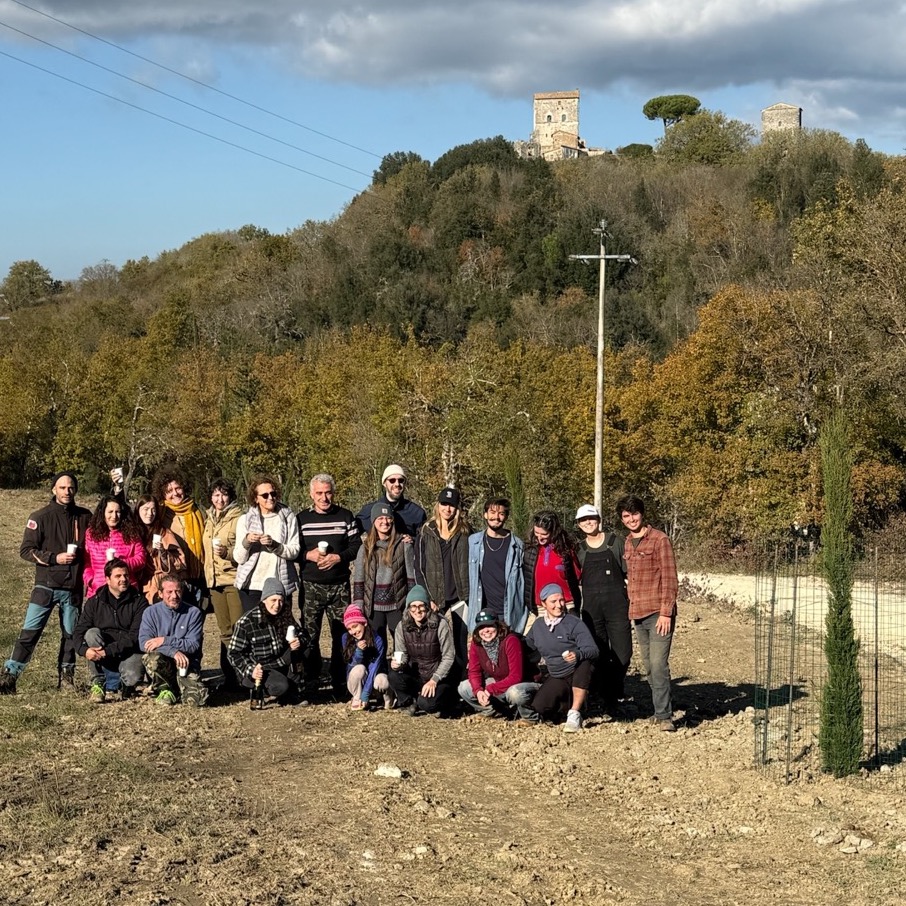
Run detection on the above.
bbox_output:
[227,608,298,681]
[623,526,678,621]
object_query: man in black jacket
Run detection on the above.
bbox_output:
[0,471,91,694]
[73,559,147,703]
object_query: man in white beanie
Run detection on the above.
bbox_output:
[356,463,426,538]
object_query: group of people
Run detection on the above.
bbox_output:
[0,463,679,732]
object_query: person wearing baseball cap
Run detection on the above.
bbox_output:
[1,470,91,695]
[457,609,540,724]
[355,463,427,537]
[575,503,631,717]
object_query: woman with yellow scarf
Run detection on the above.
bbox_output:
[152,465,207,604]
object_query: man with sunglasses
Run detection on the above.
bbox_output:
[356,464,426,538]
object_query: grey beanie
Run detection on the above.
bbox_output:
[539,582,563,602]
[261,577,286,601]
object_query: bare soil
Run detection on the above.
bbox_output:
[1,490,905,906]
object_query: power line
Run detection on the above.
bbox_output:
[7,0,382,159]
[0,47,369,194]
[0,19,373,179]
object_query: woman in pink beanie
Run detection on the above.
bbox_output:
[342,604,393,710]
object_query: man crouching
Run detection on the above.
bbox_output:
[139,574,207,707]
[73,558,147,703]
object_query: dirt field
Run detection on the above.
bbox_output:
[1,489,905,906]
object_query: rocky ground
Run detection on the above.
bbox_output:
[1,490,905,905]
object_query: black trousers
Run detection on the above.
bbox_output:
[387,667,455,714]
[531,660,594,718]
[581,597,632,707]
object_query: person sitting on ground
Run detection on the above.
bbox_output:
[388,585,456,717]
[82,495,147,598]
[139,574,207,707]
[134,493,187,604]
[73,558,147,703]
[341,604,393,711]
[227,577,306,705]
[524,583,599,733]
[458,610,540,723]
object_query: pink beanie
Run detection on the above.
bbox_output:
[343,605,367,628]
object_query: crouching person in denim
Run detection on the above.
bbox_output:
[73,558,147,703]
[139,574,207,707]
[458,610,539,723]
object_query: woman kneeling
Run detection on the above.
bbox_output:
[388,586,456,716]
[342,605,393,711]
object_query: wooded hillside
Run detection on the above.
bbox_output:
[2,124,903,552]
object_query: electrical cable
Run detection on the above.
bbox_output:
[0,19,373,178]
[7,0,381,159]
[0,46,369,194]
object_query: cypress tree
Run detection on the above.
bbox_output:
[818,408,863,776]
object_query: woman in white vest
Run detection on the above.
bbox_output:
[233,474,300,614]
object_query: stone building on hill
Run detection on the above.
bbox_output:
[762,102,802,135]
[514,90,606,161]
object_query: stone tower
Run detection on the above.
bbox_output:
[762,102,802,135]
[532,91,580,160]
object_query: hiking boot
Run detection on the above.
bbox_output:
[515,718,540,728]
[403,702,418,717]
[88,683,106,704]
[658,719,677,733]
[383,691,396,711]
[0,669,17,695]
[563,709,583,733]
[155,689,177,706]
[58,668,76,691]
[104,689,123,703]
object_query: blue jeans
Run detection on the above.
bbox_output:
[5,586,79,676]
[633,612,674,721]
[457,679,541,721]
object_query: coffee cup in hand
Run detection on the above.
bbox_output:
[106,547,116,561]
[152,533,162,550]
[317,541,329,555]
[286,626,297,642]
[66,543,77,556]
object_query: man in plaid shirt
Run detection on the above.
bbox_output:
[617,495,678,732]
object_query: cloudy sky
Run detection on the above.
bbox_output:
[1,0,903,279]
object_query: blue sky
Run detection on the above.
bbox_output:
[2,0,904,280]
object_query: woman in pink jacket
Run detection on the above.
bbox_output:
[83,496,147,597]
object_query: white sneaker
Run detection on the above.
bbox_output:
[564,709,583,733]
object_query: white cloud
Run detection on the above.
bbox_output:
[5,0,905,143]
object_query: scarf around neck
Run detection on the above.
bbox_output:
[165,497,205,560]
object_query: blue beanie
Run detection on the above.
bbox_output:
[539,582,563,602]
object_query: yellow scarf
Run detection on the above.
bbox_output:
[164,498,205,563]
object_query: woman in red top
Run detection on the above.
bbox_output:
[83,496,147,597]
[457,610,540,722]
[522,511,581,614]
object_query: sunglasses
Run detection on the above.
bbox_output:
[258,491,277,500]
[386,478,406,485]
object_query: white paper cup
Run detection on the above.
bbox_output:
[286,626,297,641]
[66,543,77,556]
[106,547,116,561]
[178,667,188,678]
[317,541,329,554]
[393,651,406,664]
[152,533,162,550]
